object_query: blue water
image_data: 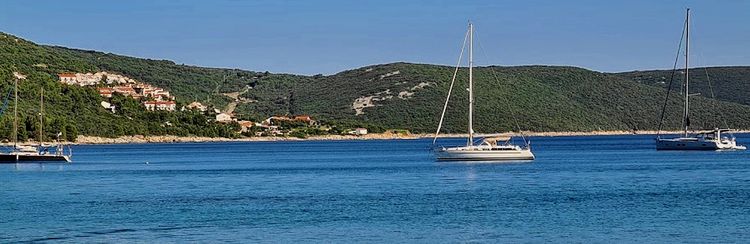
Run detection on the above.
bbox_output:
[2,135,749,243]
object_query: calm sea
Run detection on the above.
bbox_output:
[1,135,749,243]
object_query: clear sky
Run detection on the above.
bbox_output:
[1,0,748,75]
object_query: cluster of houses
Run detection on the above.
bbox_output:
[257,115,317,136]
[58,71,135,86]
[211,114,322,136]
[58,72,176,111]
[96,84,173,100]
[58,72,370,137]
[264,115,316,126]
[213,112,255,134]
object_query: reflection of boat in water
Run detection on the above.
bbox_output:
[654,9,745,151]
[432,23,534,161]
[0,76,71,163]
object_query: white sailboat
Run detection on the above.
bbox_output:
[433,22,534,161]
[655,9,745,151]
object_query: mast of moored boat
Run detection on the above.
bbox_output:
[683,8,690,137]
[467,22,474,147]
[13,77,18,149]
[39,88,44,148]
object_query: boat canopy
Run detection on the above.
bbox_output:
[482,136,511,146]
[696,128,733,135]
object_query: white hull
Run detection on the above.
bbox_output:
[656,137,746,151]
[437,146,535,161]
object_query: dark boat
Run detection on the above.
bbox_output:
[0,75,72,163]
[0,152,71,163]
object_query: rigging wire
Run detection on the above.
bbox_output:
[0,88,12,116]
[691,20,733,136]
[433,27,470,144]
[656,16,687,138]
[699,57,735,137]
[473,28,530,147]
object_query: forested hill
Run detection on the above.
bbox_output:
[617,67,750,106]
[234,62,750,133]
[2,32,750,141]
[0,32,273,140]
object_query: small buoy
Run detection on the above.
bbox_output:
[145,161,149,165]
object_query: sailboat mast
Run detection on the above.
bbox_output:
[684,8,690,137]
[467,22,474,146]
[39,88,44,147]
[13,78,18,148]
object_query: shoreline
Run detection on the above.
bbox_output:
[52,129,750,145]
[3,130,747,146]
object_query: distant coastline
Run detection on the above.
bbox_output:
[43,129,747,145]
[4,130,745,146]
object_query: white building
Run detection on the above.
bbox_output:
[186,102,208,112]
[349,128,368,135]
[100,101,116,113]
[215,113,233,123]
[143,101,176,111]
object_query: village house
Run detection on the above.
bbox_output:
[293,115,316,125]
[58,73,77,85]
[143,100,176,111]
[255,123,282,136]
[100,101,116,113]
[215,113,234,123]
[97,87,113,98]
[113,86,141,98]
[238,120,254,133]
[185,102,208,112]
[132,84,167,99]
[349,128,368,136]
[152,90,170,99]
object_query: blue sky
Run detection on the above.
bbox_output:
[1,0,748,75]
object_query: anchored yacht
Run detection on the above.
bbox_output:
[432,23,534,161]
[655,9,745,151]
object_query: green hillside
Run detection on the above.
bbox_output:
[0,33,250,140]
[2,32,750,141]
[235,62,750,133]
[618,67,750,106]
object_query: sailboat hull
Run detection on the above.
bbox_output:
[0,154,71,163]
[656,137,745,150]
[437,147,535,161]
